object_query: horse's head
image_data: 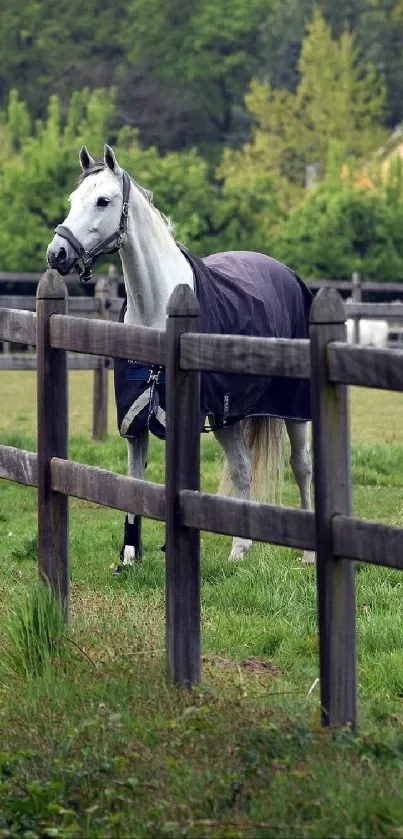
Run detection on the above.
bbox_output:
[47,144,130,281]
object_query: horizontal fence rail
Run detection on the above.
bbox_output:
[328,342,403,390]
[180,334,310,378]
[0,354,111,371]
[51,458,165,520]
[332,516,403,570]
[50,315,166,364]
[0,445,38,486]
[309,279,403,294]
[180,490,316,550]
[0,271,112,285]
[0,296,103,314]
[0,296,124,317]
[0,271,47,285]
[0,309,37,345]
[345,302,403,319]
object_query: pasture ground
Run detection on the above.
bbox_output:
[1,372,403,837]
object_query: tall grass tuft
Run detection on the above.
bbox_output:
[0,582,67,681]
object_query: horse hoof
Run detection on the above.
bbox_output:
[121,545,142,564]
[113,563,132,575]
[229,538,252,561]
[302,550,315,565]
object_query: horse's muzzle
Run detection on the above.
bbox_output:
[47,239,77,276]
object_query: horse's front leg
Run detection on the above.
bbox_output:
[117,430,149,570]
[285,419,314,565]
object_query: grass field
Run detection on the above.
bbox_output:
[2,372,403,837]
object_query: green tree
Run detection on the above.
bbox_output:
[219,10,387,211]
[0,0,128,117]
[217,81,302,210]
[1,0,402,164]
[0,89,277,271]
[260,0,403,129]
[0,0,271,159]
[272,178,403,280]
[297,9,386,164]
[6,90,31,153]
[125,0,270,156]
[0,89,117,271]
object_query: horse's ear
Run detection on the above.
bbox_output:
[79,145,95,171]
[104,144,122,176]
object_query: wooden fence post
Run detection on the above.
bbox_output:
[36,270,69,616]
[309,288,357,727]
[352,271,361,344]
[165,284,201,687]
[92,277,110,439]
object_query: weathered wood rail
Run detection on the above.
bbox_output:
[1,270,403,728]
[0,295,123,317]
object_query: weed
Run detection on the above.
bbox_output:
[0,581,68,681]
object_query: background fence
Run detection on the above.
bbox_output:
[2,271,403,729]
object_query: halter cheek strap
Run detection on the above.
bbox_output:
[54,169,131,283]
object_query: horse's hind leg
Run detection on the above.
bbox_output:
[285,419,314,565]
[213,422,253,561]
[117,430,149,570]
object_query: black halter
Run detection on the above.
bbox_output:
[54,169,131,282]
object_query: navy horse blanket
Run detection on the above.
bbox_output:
[114,248,313,438]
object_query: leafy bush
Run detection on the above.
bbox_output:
[0,87,279,272]
[273,180,403,280]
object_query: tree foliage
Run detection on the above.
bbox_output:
[260,0,403,130]
[219,11,387,210]
[0,89,120,270]
[0,0,401,159]
[0,0,269,158]
[125,0,269,153]
[0,89,280,271]
[272,177,403,281]
[0,1,403,279]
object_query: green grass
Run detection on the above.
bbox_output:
[0,581,67,681]
[2,373,403,836]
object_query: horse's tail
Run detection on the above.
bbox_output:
[218,416,286,503]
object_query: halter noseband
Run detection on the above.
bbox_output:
[54,169,131,282]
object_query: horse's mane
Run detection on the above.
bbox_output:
[76,159,175,236]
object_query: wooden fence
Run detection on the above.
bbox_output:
[2,270,403,728]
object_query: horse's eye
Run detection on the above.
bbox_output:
[97,197,110,207]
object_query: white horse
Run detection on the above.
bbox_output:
[47,145,314,567]
[345,298,388,348]
[346,318,388,348]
